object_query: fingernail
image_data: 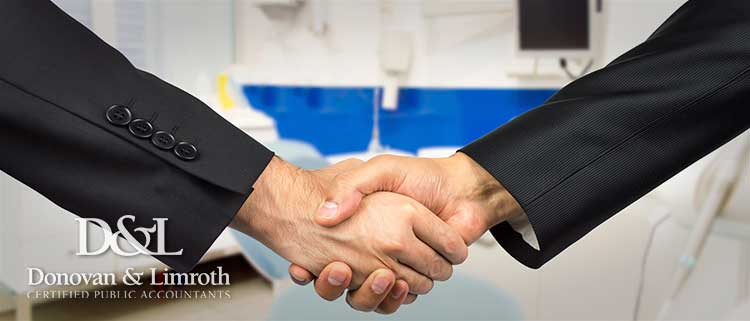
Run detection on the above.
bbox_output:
[391,284,406,299]
[371,276,391,295]
[290,272,307,283]
[318,201,338,219]
[327,270,347,287]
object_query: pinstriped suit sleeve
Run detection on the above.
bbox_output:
[461,0,750,268]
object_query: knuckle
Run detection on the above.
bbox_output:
[397,202,420,223]
[443,237,468,264]
[403,275,433,295]
[371,154,392,163]
[430,258,453,281]
[403,201,419,216]
[463,210,488,237]
[381,238,405,255]
[414,278,434,295]
[442,237,458,257]
[342,158,364,166]
[370,154,399,167]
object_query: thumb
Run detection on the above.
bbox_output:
[316,155,405,227]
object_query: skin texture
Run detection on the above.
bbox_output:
[288,152,525,312]
[229,157,469,298]
[288,261,416,314]
[318,152,523,243]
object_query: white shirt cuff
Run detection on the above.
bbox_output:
[506,212,540,250]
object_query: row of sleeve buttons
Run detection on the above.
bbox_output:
[105,105,132,125]
[129,119,154,138]
[106,105,199,161]
[152,131,176,150]
[175,142,199,160]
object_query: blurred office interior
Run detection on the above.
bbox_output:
[1,0,749,320]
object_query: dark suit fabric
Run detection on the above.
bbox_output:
[462,0,750,268]
[0,0,273,272]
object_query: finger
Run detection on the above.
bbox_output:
[396,235,453,281]
[345,269,396,312]
[404,294,418,305]
[408,199,469,265]
[288,264,314,285]
[313,262,352,301]
[392,263,434,295]
[316,155,406,227]
[375,280,409,314]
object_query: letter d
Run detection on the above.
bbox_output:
[28,268,44,286]
[75,218,112,256]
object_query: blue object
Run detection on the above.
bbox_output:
[242,85,557,155]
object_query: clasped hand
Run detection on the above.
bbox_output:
[231,152,523,314]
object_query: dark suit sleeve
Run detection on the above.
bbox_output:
[461,0,750,269]
[0,0,273,272]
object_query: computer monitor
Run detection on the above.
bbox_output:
[516,0,602,59]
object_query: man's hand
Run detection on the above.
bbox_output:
[287,152,525,311]
[318,152,523,243]
[289,261,417,314]
[229,157,468,302]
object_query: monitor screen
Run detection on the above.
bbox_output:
[519,0,590,50]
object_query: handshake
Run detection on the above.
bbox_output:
[230,152,524,314]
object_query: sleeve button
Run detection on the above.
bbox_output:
[128,119,154,138]
[174,142,198,161]
[105,105,132,126]
[151,131,176,150]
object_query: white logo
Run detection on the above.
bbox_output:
[75,215,184,256]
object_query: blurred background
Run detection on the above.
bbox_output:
[1,0,749,320]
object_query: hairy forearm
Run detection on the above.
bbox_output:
[231,156,323,244]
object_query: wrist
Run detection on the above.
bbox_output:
[447,152,525,229]
[231,157,318,243]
